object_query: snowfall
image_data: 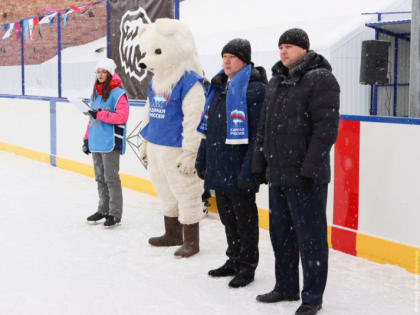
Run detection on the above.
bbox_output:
[0,150,418,315]
[0,0,419,314]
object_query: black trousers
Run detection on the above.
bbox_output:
[215,190,259,272]
[268,184,329,306]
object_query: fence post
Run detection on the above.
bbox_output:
[50,100,57,166]
[57,13,62,98]
[106,0,110,57]
[175,0,180,19]
[20,21,25,96]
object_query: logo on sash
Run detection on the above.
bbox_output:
[150,91,170,119]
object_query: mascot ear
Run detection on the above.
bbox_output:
[155,18,177,36]
[138,24,149,38]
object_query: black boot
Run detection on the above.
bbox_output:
[208,260,238,277]
[295,304,322,315]
[104,215,121,228]
[256,290,300,303]
[87,212,106,224]
[228,269,254,288]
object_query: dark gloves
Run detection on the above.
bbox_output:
[251,149,267,184]
[82,140,90,155]
[196,168,205,180]
[237,178,254,191]
[88,109,101,120]
[301,176,315,191]
[253,172,267,185]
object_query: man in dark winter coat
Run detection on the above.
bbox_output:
[196,38,267,288]
[252,29,340,315]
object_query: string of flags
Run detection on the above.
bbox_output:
[1,0,104,42]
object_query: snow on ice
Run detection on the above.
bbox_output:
[0,150,417,315]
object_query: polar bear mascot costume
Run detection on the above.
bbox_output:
[138,18,206,258]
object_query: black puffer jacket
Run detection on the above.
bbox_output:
[196,66,267,193]
[253,51,340,187]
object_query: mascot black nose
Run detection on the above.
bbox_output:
[139,63,147,69]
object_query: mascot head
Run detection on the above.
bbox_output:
[138,18,203,93]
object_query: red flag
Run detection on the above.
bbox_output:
[70,5,81,12]
[14,22,20,39]
[32,17,39,39]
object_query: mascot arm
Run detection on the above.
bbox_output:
[177,82,206,175]
[181,82,205,153]
[139,98,151,132]
[138,99,151,167]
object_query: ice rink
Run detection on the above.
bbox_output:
[0,150,418,315]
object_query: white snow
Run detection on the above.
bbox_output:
[45,37,106,64]
[180,0,410,54]
[0,150,418,315]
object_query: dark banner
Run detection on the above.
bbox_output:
[108,0,174,100]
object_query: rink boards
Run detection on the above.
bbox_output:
[0,96,419,275]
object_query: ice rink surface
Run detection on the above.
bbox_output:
[0,151,418,315]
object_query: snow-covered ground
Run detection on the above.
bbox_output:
[0,150,418,315]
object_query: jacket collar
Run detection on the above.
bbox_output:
[211,66,268,90]
[271,51,332,85]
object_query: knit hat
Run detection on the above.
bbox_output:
[95,57,117,75]
[221,38,251,64]
[278,28,310,50]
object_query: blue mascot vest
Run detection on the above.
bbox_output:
[88,87,127,154]
[140,71,204,147]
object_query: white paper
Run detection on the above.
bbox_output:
[68,98,91,114]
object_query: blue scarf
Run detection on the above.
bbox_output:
[197,65,251,144]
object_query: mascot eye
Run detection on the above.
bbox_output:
[155,48,162,55]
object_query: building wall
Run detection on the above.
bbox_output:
[1,0,89,22]
[0,1,106,66]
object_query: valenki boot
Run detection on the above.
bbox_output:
[174,223,199,257]
[148,216,183,246]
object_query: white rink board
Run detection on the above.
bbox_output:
[358,121,420,247]
[0,98,50,154]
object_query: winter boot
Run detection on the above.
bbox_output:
[295,304,322,315]
[174,223,199,257]
[208,260,238,277]
[87,212,106,224]
[228,268,255,288]
[148,216,183,247]
[104,215,121,228]
[256,290,300,303]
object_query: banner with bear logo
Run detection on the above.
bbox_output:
[108,0,175,100]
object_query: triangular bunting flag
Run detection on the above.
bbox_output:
[2,23,14,42]
[14,22,20,40]
[39,12,57,25]
[63,9,74,26]
[23,19,29,40]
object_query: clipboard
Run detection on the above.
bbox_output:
[68,97,91,115]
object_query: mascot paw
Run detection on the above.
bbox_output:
[138,141,148,168]
[176,151,197,175]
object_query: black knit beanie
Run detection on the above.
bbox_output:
[221,38,251,64]
[278,28,310,50]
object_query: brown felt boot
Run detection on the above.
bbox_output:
[174,223,199,257]
[148,216,183,246]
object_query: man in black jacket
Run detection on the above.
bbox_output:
[252,29,340,315]
[195,38,267,288]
